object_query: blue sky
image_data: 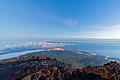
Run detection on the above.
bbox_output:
[0,0,120,40]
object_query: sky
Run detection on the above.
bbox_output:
[0,0,120,40]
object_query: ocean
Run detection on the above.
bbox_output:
[63,41,120,58]
[0,38,120,59]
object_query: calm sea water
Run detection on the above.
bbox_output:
[0,38,120,59]
[62,39,120,58]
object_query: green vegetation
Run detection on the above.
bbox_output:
[22,50,120,68]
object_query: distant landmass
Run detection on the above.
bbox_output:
[0,56,120,80]
[21,48,120,68]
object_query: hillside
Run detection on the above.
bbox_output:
[0,56,120,80]
[22,49,120,68]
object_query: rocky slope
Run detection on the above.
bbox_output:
[0,56,120,80]
[22,50,120,68]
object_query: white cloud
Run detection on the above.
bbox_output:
[0,42,67,51]
[71,25,120,39]
[0,50,44,60]
[114,25,120,28]
[65,19,79,26]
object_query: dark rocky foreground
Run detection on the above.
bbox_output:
[0,56,120,80]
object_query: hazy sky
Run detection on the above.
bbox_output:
[0,0,120,40]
